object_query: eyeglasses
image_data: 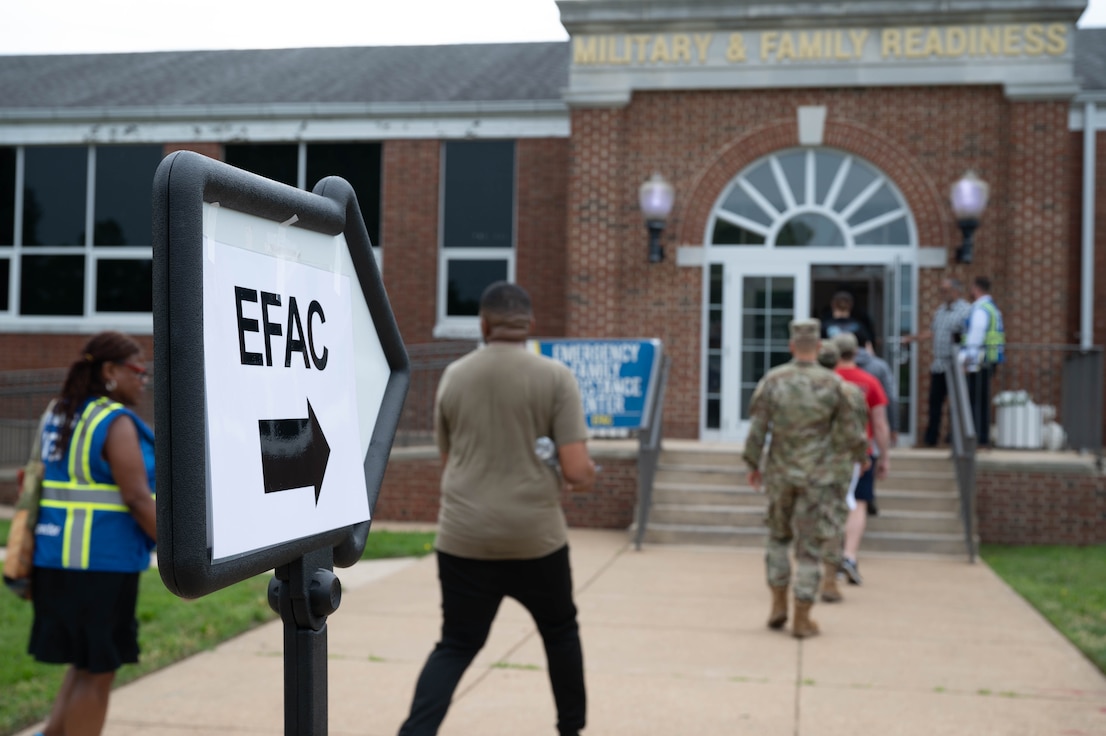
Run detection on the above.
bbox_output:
[118,361,150,380]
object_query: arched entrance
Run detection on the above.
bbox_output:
[701,147,919,443]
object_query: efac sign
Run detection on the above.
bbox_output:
[152,151,409,599]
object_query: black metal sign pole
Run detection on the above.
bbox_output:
[269,546,341,736]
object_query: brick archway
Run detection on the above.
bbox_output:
[676,118,948,247]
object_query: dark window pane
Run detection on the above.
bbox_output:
[776,213,845,247]
[21,255,84,315]
[833,159,877,214]
[743,277,767,309]
[0,258,9,310]
[711,219,765,245]
[708,308,722,350]
[225,144,298,187]
[743,160,786,215]
[0,147,14,245]
[306,143,382,247]
[814,151,845,205]
[718,184,773,227]
[446,259,507,317]
[96,259,153,312]
[706,398,720,429]
[24,147,87,246]
[847,182,898,228]
[707,354,721,393]
[94,146,163,246]
[744,314,766,341]
[777,150,806,206]
[770,278,795,309]
[443,141,514,249]
[855,215,910,246]
[709,264,723,305]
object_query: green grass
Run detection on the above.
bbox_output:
[981,544,1106,675]
[0,528,435,736]
[0,518,10,547]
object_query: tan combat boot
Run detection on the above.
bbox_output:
[792,598,820,638]
[820,562,843,603]
[768,586,789,630]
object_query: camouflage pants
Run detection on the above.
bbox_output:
[821,483,850,568]
[764,481,842,601]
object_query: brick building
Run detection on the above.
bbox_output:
[0,0,1103,453]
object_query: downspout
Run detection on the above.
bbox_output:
[1083,100,1097,350]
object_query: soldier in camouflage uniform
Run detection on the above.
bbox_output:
[742,319,868,638]
[816,340,871,604]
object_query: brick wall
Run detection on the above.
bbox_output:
[373,449,639,529]
[567,86,1077,439]
[976,462,1106,545]
[0,333,155,373]
[379,138,571,345]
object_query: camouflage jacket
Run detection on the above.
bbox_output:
[742,359,869,487]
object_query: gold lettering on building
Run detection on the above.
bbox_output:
[571,23,1071,67]
[1045,23,1067,55]
[726,34,747,62]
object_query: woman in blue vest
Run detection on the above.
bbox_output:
[29,331,156,736]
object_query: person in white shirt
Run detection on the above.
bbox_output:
[960,276,1005,447]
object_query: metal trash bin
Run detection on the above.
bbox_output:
[994,391,1042,449]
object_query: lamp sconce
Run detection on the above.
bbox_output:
[639,172,675,263]
[949,170,989,265]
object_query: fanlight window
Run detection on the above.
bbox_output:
[710,149,913,248]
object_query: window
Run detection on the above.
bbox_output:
[709,148,914,248]
[225,142,383,248]
[437,140,516,336]
[0,145,159,323]
[0,141,383,328]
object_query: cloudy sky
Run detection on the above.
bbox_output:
[0,0,1103,55]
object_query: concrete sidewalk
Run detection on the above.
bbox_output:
[14,528,1106,736]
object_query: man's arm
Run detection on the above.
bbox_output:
[558,441,597,493]
[742,382,771,490]
[871,404,891,478]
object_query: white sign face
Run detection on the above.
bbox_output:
[201,207,379,561]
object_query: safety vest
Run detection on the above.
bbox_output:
[35,397,155,572]
[962,299,1005,365]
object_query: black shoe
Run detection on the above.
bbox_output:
[841,558,863,586]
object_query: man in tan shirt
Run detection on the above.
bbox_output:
[398,281,596,736]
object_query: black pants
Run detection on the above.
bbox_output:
[398,546,586,736]
[967,366,994,446]
[924,370,950,447]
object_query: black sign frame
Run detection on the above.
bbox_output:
[152,151,409,598]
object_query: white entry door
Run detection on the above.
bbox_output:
[704,259,810,443]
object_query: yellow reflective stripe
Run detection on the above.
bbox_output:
[44,479,121,492]
[61,507,75,568]
[40,499,129,512]
[65,398,123,483]
[80,509,93,568]
[79,402,120,484]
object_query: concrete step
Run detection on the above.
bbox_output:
[636,524,971,556]
[655,466,745,486]
[647,503,962,536]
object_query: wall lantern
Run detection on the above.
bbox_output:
[949,170,989,265]
[639,172,675,263]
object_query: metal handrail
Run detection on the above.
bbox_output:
[633,354,671,551]
[946,354,978,563]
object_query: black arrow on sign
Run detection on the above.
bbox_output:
[258,399,331,505]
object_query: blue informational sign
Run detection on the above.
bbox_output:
[530,338,663,431]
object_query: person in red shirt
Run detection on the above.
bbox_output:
[831,332,890,586]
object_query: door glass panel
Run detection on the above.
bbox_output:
[740,275,794,420]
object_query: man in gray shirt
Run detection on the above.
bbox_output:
[903,278,971,447]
